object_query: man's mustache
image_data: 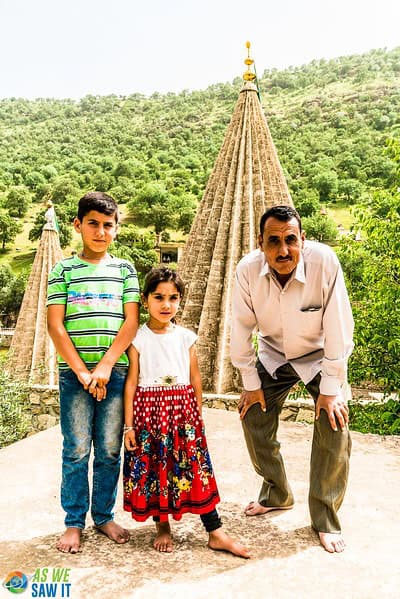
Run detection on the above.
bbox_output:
[276,256,292,262]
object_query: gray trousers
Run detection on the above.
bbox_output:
[241,361,351,533]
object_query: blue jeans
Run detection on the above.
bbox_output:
[59,367,127,529]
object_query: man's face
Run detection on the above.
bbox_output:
[258,216,305,277]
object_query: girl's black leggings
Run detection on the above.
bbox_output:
[153,508,222,532]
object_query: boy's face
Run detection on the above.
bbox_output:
[74,210,118,258]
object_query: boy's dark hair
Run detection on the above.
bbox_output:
[77,192,119,223]
[259,205,302,235]
[143,267,185,299]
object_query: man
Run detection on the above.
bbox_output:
[230,205,353,553]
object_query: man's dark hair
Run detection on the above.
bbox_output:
[259,205,302,235]
[77,191,119,223]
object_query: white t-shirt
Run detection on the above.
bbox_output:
[132,323,197,386]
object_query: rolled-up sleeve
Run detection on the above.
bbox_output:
[230,264,261,391]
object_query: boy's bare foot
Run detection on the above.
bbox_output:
[208,528,251,559]
[56,527,82,553]
[244,500,294,516]
[154,522,173,553]
[96,521,130,544]
[319,532,346,553]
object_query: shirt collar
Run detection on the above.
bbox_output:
[259,251,305,284]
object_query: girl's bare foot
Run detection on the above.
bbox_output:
[319,531,346,553]
[56,527,82,553]
[154,522,173,553]
[96,521,130,544]
[244,500,294,516]
[208,528,250,559]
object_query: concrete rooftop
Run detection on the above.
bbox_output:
[1,407,399,599]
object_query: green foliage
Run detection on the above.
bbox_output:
[112,223,158,279]
[0,209,22,250]
[127,183,178,236]
[4,186,32,217]
[0,264,28,326]
[0,359,30,447]
[29,205,73,248]
[1,47,400,396]
[302,213,338,243]
[349,399,400,435]
[338,152,400,392]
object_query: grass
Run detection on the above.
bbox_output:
[326,202,354,230]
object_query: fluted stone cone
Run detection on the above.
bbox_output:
[7,225,63,386]
[178,82,293,393]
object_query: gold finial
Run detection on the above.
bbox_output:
[243,41,256,82]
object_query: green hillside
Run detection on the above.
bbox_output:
[0,47,399,392]
[0,47,399,266]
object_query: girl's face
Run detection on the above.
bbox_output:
[144,281,181,326]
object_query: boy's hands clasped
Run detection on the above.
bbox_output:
[77,363,112,401]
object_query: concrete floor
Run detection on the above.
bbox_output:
[0,407,399,599]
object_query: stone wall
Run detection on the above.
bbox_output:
[203,393,316,424]
[27,387,397,435]
[28,385,59,433]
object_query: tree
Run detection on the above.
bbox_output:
[4,186,32,218]
[112,224,158,276]
[312,171,339,203]
[338,179,363,204]
[0,264,27,326]
[127,183,177,238]
[339,189,400,392]
[302,213,338,243]
[49,176,80,204]
[0,210,22,250]
[29,205,72,248]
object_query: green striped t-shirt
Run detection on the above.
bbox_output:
[47,255,140,369]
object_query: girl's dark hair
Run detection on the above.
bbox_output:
[142,267,185,299]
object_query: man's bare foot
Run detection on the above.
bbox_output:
[319,532,346,553]
[244,500,294,516]
[154,522,173,553]
[96,521,130,544]
[208,528,251,559]
[56,527,82,553]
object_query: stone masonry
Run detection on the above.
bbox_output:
[178,81,293,394]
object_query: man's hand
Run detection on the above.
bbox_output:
[316,393,349,431]
[238,389,266,420]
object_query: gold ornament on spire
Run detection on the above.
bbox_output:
[243,41,256,82]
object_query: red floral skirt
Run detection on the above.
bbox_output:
[123,384,220,522]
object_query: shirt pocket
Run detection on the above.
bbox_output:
[298,307,323,337]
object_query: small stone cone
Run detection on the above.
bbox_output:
[7,208,63,386]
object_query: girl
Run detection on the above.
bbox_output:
[123,267,250,558]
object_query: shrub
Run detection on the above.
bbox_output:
[0,361,31,448]
[349,399,400,435]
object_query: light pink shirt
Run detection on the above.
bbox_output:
[230,240,354,396]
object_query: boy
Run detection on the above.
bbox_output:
[47,191,140,553]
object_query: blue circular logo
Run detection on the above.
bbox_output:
[3,572,29,594]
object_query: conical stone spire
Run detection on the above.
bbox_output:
[7,203,63,386]
[178,45,293,393]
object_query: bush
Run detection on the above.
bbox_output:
[349,399,400,435]
[0,361,31,448]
